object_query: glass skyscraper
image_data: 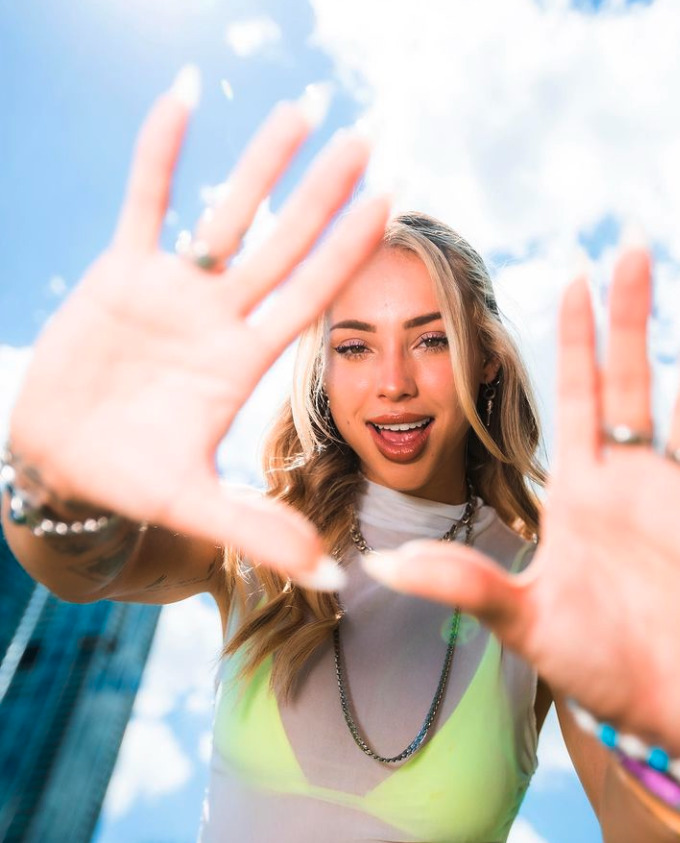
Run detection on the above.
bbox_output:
[0,525,161,843]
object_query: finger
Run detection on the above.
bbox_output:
[193,101,312,262]
[161,477,346,591]
[603,248,653,438]
[113,66,199,252]
[228,133,371,315]
[250,195,390,356]
[668,392,680,458]
[361,540,527,635]
[554,276,599,471]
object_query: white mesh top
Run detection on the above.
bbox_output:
[198,480,538,842]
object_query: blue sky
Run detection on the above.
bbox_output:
[2,1,680,842]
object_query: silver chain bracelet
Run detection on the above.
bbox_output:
[0,446,120,537]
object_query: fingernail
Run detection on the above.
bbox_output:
[570,246,591,281]
[353,114,377,141]
[327,126,356,148]
[359,180,394,207]
[171,64,202,109]
[360,551,401,585]
[296,82,333,130]
[295,555,347,592]
[200,179,232,209]
[620,219,647,251]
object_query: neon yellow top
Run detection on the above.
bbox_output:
[199,484,538,843]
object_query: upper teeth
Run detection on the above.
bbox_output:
[374,419,431,431]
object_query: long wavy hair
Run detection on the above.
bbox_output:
[221,212,546,699]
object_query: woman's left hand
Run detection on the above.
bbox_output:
[363,248,680,754]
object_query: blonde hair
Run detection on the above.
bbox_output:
[222,212,545,699]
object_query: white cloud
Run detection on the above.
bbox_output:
[238,197,279,261]
[309,0,680,259]
[102,719,193,820]
[134,595,222,719]
[225,15,282,59]
[533,706,578,791]
[103,597,221,822]
[0,346,32,444]
[47,275,67,297]
[198,730,214,764]
[218,340,296,485]
[211,194,295,485]
[308,0,680,450]
[508,817,550,843]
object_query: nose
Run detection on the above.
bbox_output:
[376,344,417,401]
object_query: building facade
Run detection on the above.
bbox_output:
[0,526,161,843]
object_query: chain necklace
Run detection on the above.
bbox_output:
[333,488,478,765]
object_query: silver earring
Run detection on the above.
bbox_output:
[483,380,498,428]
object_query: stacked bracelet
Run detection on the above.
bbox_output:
[569,700,680,810]
[0,447,119,537]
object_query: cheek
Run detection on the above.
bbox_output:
[417,358,458,398]
[325,365,372,416]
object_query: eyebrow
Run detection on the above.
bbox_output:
[329,311,443,332]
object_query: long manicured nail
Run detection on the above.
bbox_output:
[171,64,202,109]
[360,551,403,586]
[359,181,394,207]
[295,555,347,592]
[296,82,333,129]
[620,220,647,251]
[571,246,591,281]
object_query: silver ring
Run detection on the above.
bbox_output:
[175,229,221,272]
[603,424,654,447]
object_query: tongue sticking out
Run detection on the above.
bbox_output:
[369,420,433,462]
[379,427,427,445]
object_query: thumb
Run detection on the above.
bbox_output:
[161,477,346,591]
[361,539,529,636]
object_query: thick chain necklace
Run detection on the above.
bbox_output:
[333,488,477,765]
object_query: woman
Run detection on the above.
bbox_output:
[202,212,546,842]
[2,68,678,841]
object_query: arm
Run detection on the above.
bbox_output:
[1,463,224,606]
[6,69,389,597]
[2,498,222,607]
[556,695,680,842]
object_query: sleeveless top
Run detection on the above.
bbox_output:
[198,481,538,843]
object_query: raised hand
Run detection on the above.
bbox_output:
[8,67,390,579]
[363,248,680,753]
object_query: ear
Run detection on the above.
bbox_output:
[481,356,501,385]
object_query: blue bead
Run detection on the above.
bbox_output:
[600,724,618,748]
[648,748,669,772]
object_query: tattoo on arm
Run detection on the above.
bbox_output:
[66,526,141,585]
[142,554,221,593]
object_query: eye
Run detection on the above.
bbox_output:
[334,340,370,358]
[419,332,449,351]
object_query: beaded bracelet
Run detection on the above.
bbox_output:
[0,447,118,537]
[569,700,680,810]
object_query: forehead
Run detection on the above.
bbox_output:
[327,246,439,323]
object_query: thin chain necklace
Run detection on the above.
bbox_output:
[333,487,478,765]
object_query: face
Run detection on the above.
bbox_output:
[324,246,496,505]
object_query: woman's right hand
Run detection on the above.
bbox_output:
[8,67,390,582]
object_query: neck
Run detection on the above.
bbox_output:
[404,477,469,506]
[362,472,469,507]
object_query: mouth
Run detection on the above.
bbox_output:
[366,416,434,462]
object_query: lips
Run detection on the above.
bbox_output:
[366,415,434,463]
